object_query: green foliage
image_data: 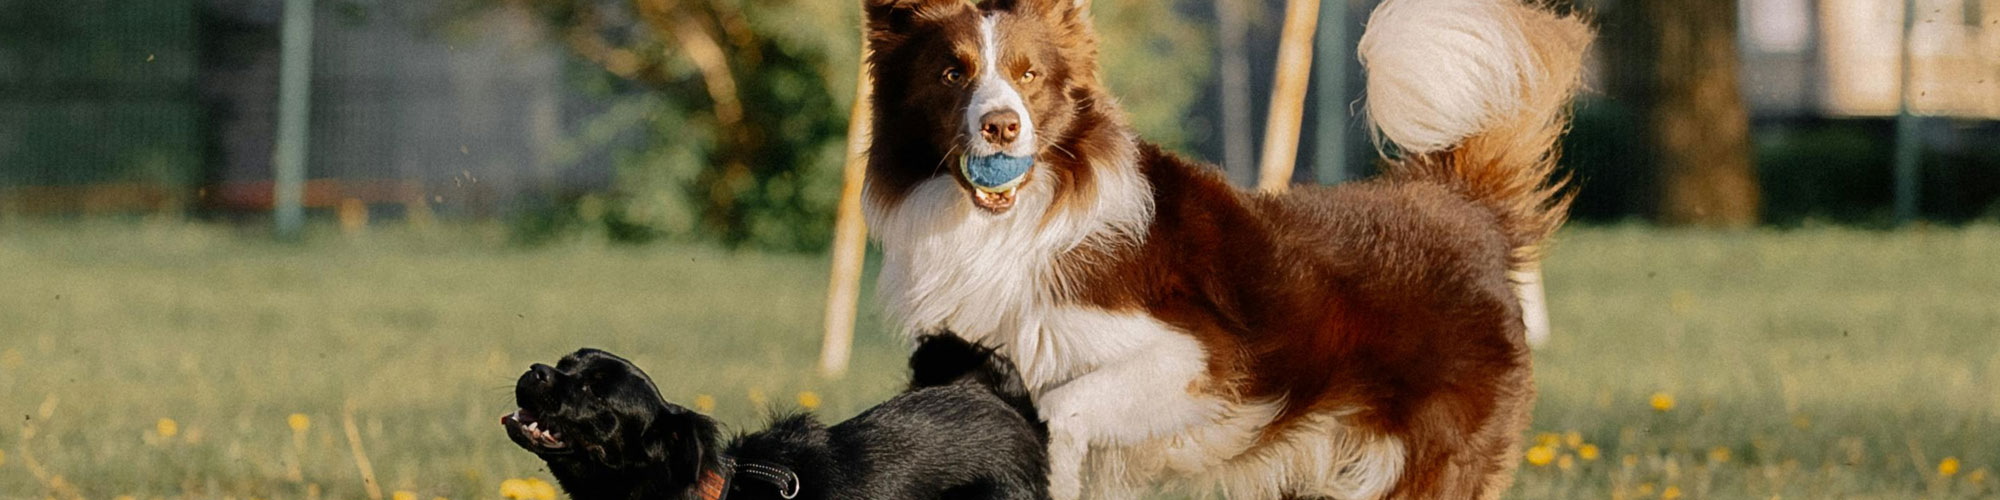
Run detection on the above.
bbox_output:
[605,32,849,251]
[1095,0,1212,148]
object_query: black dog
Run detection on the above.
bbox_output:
[502,335,1048,500]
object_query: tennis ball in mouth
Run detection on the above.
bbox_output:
[963,154,1033,191]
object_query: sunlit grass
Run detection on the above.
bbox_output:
[1,221,1996,499]
[1516,225,2000,499]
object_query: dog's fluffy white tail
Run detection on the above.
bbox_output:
[1360,0,1590,154]
[1360,0,1591,256]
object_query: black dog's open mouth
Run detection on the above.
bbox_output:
[502,409,570,453]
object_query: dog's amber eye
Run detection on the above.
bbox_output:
[1020,70,1038,84]
[942,68,965,85]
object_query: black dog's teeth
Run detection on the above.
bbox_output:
[523,420,566,448]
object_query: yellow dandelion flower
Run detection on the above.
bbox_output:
[499,479,533,500]
[797,391,823,410]
[1578,444,1600,461]
[1662,485,1683,499]
[528,478,558,500]
[1650,392,1676,412]
[1668,290,1694,315]
[1939,457,1961,477]
[156,418,180,438]
[1636,482,1655,495]
[393,491,418,500]
[693,394,716,413]
[1564,431,1583,449]
[1557,454,1575,471]
[1623,454,1640,468]
[1525,445,1556,467]
[1535,432,1560,448]
[748,388,769,407]
[1708,447,1731,463]
[289,413,311,432]
[0,348,22,369]
[1967,467,1986,483]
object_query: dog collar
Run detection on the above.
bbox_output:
[696,469,730,500]
[700,456,800,500]
[732,461,801,499]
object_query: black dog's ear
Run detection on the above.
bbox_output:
[909,332,996,389]
[644,408,717,487]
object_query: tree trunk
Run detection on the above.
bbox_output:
[1644,0,1759,227]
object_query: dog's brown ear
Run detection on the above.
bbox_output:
[980,0,1091,26]
[865,0,970,42]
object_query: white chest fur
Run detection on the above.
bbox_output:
[864,159,1154,385]
[866,178,1140,385]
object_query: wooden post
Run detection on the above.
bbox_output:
[819,46,873,379]
[1516,266,1552,348]
[1256,0,1321,192]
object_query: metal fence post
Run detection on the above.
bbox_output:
[274,0,315,239]
[1892,0,1920,225]
[1313,0,1349,185]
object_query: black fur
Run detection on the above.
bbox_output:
[504,334,1048,500]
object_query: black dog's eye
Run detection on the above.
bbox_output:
[942,67,965,85]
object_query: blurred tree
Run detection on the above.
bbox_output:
[1615,0,1760,227]
[443,0,848,249]
[444,0,1206,250]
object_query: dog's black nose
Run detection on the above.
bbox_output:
[980,109,1021,147]
[528,363,558,386]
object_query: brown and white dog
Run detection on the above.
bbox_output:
[859,0,1591,498]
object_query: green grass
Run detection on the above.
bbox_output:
[1,221,1996,499]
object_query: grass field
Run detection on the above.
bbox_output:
[1,221,1996,499]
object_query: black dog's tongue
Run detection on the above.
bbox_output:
[503,408,537,425]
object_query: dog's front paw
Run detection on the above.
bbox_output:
[1047,431,1088,500]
